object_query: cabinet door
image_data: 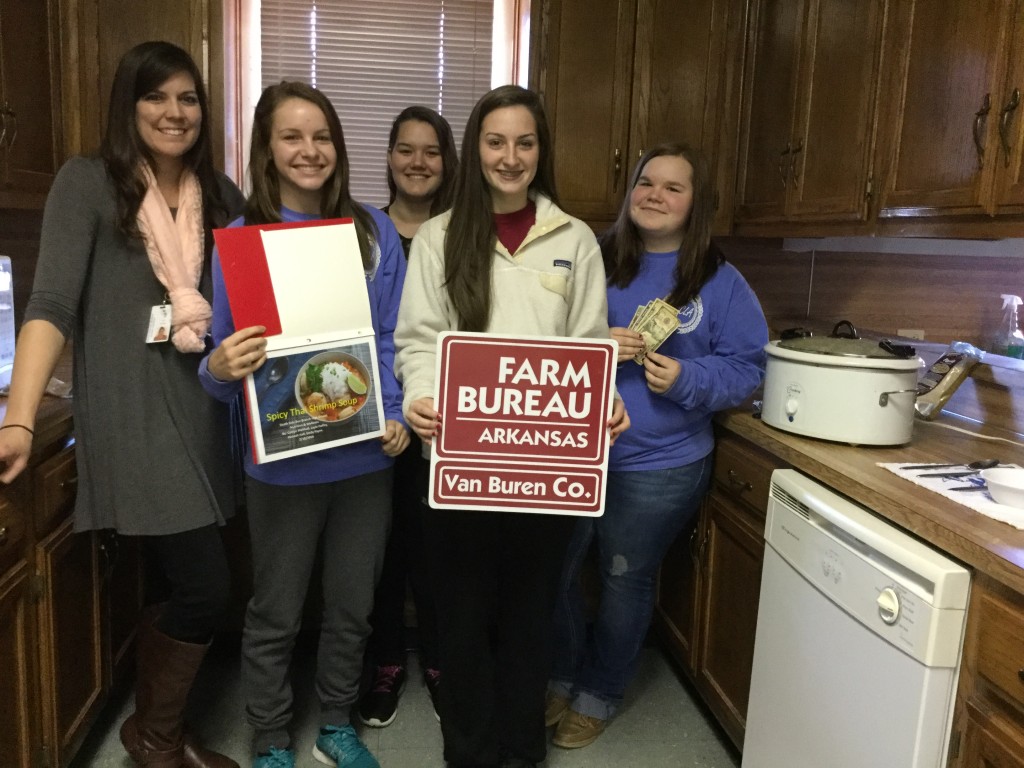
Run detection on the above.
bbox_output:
[879,0,1012,217]
[0,563,34,768]
[629,0,742,232]
[539,0,636,223]
[36,520,103,768]
[0,0,60,204]
[60,0,214,160]
[695,489,764,749]
[994,3,1024,211]
[734,0,804,222]
[786,0,882,220]
[101,531,143,685]
[654,517,702,677]
[959,701,1024,768]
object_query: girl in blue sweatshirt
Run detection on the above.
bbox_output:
[548,143,768,749]
[199,81,407,768]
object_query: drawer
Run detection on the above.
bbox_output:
[712,431,787,513]
[0,489,27,574]
[34,447,77,538]
[974,585,1024,712]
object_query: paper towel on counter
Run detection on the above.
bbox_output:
[878,462,1024,530]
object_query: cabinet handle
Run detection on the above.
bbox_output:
[0,101,10,147]
[2,105,16,150]
[1018,668,1024,683]
[688,525,700,563]
[973,93,991,170]
[613,148,622,184]
[60,475,78,491]
[727,469,752,492]
[790,138,804,188]
[999,87,1020,168]
[778,142,791,188]
[0,526,7,544]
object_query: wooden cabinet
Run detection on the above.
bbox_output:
[0,425,142,768]
[534,0,745,231]
[876,0,1024,220]
[0,0,62,208]
[0,560,34,768]
[734,0,884,226]
[654,429,787,749]
[35,516,103,768]
[951,575,1024,767]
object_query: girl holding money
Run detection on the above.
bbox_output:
[547,143,768,750]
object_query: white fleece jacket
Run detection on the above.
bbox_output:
[394,193,610,415]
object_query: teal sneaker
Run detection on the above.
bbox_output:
[253,746,295,768]
[312,724,380,768]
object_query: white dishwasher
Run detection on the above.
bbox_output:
[742,469,971,768]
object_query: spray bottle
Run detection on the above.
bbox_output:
[995,294,1024,359]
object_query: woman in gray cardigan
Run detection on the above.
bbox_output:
[0,41,243,768]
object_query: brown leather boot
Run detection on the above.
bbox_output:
[120,617,239,768]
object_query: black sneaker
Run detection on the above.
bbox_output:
[424,667,441,722]
[357,664,406,727]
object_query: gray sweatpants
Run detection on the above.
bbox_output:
[241,469,393,752]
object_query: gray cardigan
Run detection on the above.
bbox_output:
[26,156,244,534]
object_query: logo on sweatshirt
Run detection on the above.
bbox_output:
[677,297,703,334]
[553,259,572,270]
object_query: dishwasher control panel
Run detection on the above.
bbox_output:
[768,470,969,668]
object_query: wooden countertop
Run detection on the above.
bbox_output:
[0,344,74,464]
[718,407,1024,594]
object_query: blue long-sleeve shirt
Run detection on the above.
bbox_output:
[199,205,407,485]
[608,250,768,471]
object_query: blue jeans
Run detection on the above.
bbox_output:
[550,457,711,720]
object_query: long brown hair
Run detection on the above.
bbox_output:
[601,143,721,308]
[245,81,377,268]
[444,85,558,332]
[100,41,232,246]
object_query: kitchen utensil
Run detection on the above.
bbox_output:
[901,459,1000,471]
[258,357,289,396]
[916,470,986,479]
[980,467,1024,508]
[950,485,989,492]
[760,334,922,446]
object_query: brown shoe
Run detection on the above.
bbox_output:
[120,618,239,768]
[544,692,570,727]
[552,709,607,749]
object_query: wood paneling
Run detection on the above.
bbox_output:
[720,236,1024,352]
[807,250,1024,346]
[716,238,812,327]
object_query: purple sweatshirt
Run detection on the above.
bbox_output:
[198,205,407,485]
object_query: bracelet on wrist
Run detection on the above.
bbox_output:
[0,424,34,436]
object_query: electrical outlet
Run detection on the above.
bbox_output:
[897,329,925,340]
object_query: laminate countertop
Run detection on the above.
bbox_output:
[717,406,1024,594]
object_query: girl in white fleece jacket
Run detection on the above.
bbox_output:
[394,85,627,768]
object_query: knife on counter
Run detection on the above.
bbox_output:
[900,459,1001,471]
[916,470,986,479]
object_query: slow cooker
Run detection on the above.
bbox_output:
[761,334,922,446]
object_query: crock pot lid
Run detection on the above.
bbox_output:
[777,336,905,359]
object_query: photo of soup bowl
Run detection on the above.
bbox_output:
[294,350,372,424]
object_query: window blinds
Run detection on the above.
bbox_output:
[260,0,494,206]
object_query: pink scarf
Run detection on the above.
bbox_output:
[136,164,210,353]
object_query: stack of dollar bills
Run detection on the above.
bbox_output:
[627,298,680,364]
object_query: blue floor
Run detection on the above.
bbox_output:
[71,639,740,768]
